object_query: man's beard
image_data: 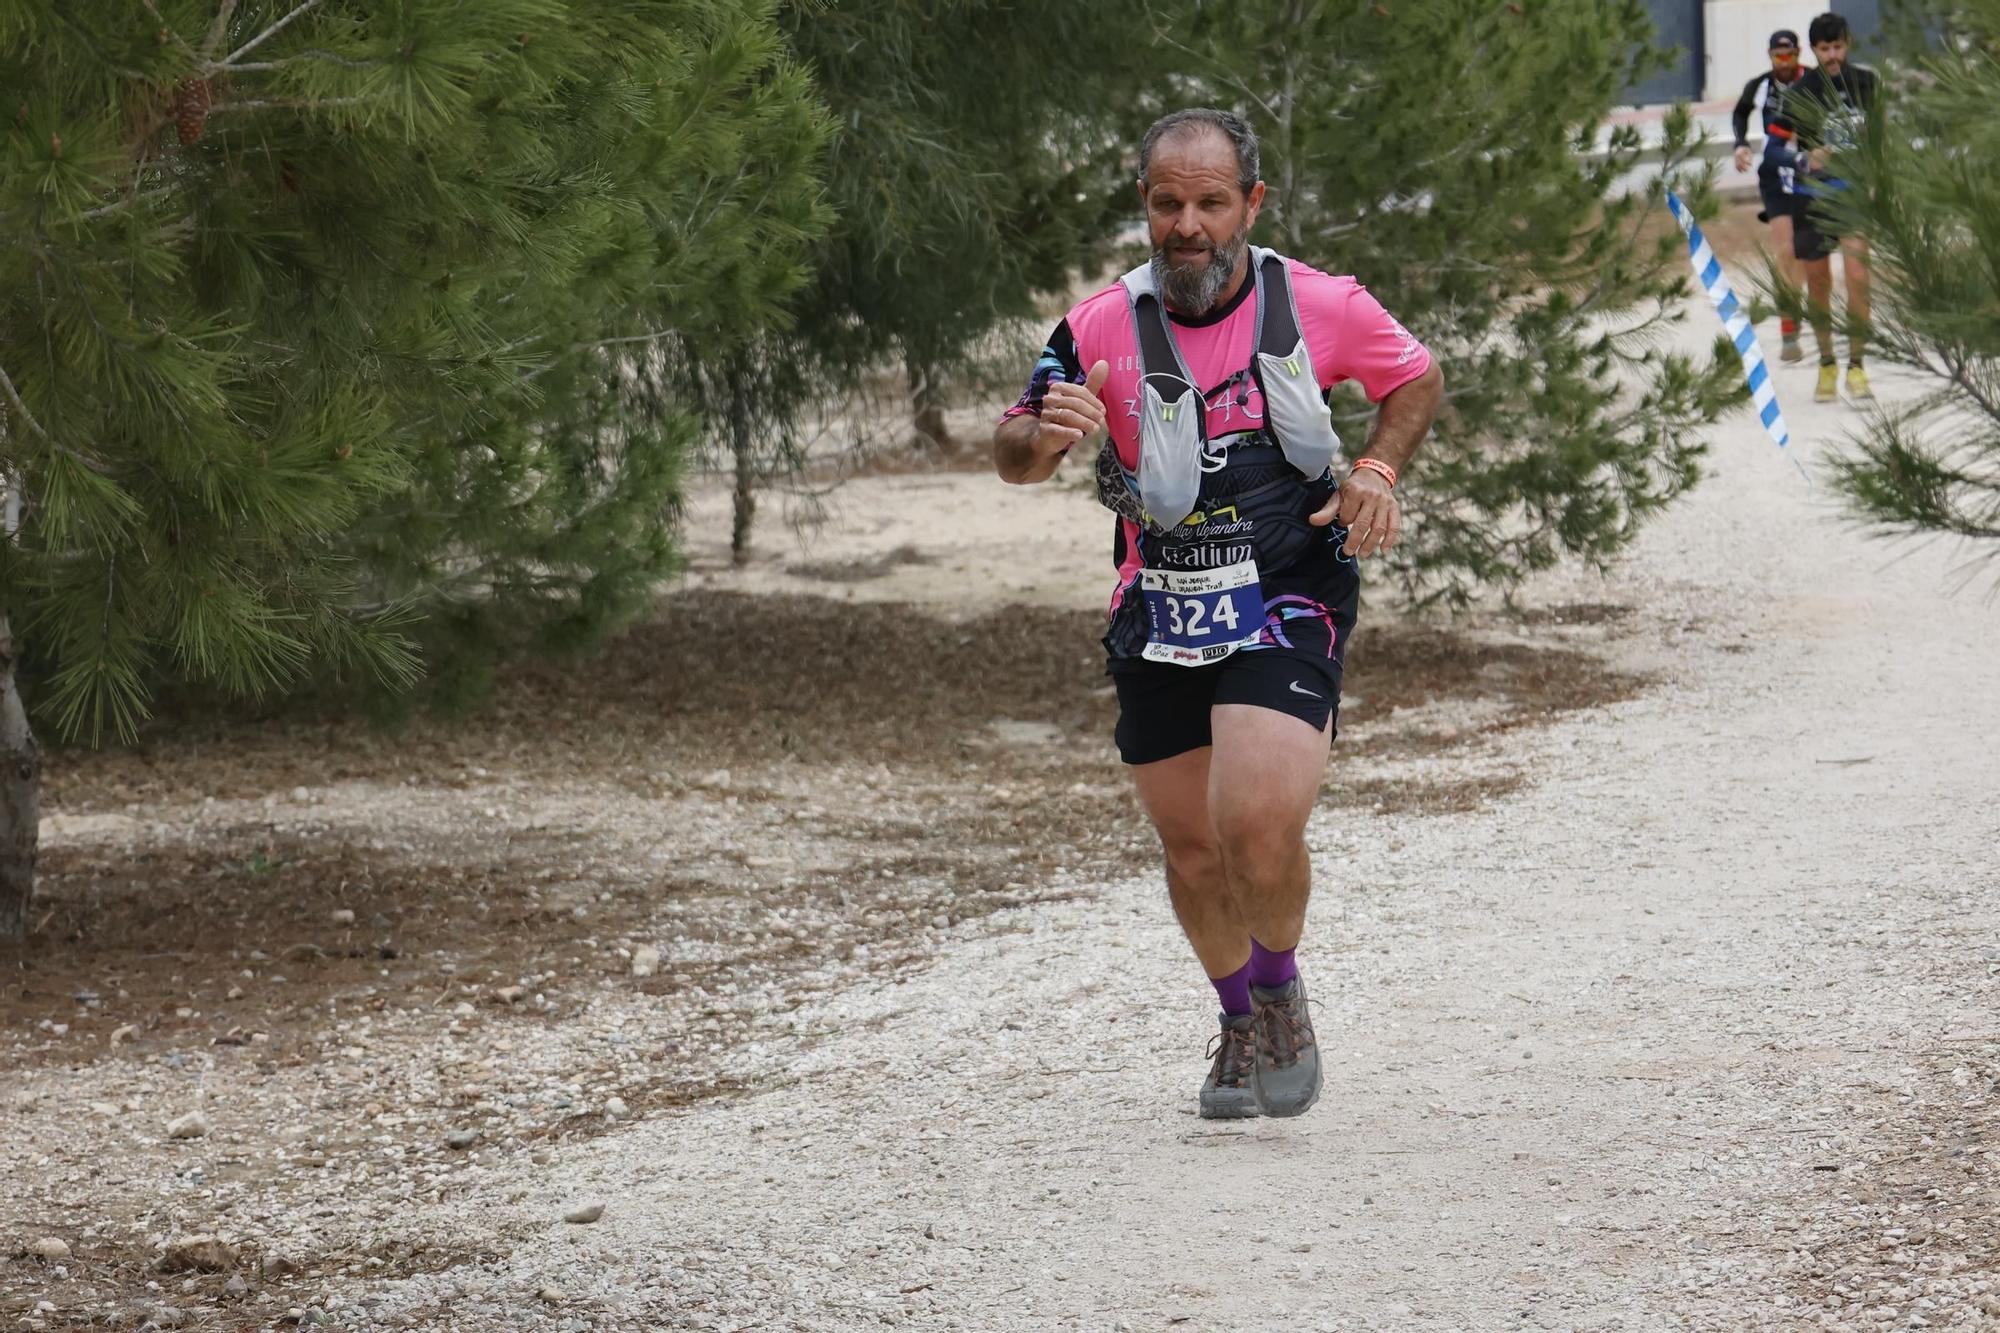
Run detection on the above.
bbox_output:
[1151,226,1248,316]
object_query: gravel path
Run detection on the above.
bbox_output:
[310,340,2000,1329]
[9,300,1997,1331]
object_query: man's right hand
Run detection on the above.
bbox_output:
[1733,145,1753,173]
[1035,360,1110,457]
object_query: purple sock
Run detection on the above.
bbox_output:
[1249,939,1297,991]
[1210,961,1253,1017]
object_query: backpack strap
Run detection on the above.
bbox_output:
[1246,247,1343,484]
[1115,261,1209,531]
[1119,263,1204,437]
[1253,248,1304,364]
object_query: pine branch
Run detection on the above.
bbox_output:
[201,0,243,62]
[140,0,201,62]
[210,97,371,115]
[0,364,110,476]
[531,317,740,393]
[224,0,323,66]
[225,51,380,73]
[1931,345,2000,426]
[81,189,173,222]
[1141,21,1280,123]
[1571,185,1690,322]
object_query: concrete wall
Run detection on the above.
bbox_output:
[1704,1,1812,101]
[1702,1,1884,101]
[1630,0,1706,103]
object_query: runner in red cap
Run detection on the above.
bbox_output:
[1733,28,1809,362]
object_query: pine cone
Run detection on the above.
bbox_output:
[175,77,212,147]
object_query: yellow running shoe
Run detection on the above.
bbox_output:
[1815,363,1839,403]
[1846,364,1874,400]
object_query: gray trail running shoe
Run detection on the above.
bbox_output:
[1200,1013,1260,1120]
[1250,977,1322,1118]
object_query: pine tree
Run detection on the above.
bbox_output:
[336,0,830,694]
[1818,2,2000,550]
[1158,0,1747,606]
[706,0,1150,561]
[0,0,828,939]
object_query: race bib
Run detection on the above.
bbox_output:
[1139,559,1265,666]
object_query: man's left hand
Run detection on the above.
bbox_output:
[1310,467,1399,557]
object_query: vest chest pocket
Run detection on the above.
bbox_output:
[1135,377,1205,531]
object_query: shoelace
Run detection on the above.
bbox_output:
[1206,1027,1257,1086]
[1258,996,1316,1066]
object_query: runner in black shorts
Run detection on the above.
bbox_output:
[1732,28,1808,361]
[1772,12,1881,402]
[1103,448,1359,765]
[992,108,1442,1122]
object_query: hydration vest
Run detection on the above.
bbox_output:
[1112,247,1344,532]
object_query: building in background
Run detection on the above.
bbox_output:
[1626,0,1883,103]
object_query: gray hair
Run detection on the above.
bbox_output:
[1138,108,1261,195]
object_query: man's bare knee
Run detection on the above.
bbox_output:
[1161,829,1222,884]
[1213,812,1306,890]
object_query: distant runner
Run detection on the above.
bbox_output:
[992,109,1443,1120]
[1732,28,1808,363]
[1772,11,1881,402]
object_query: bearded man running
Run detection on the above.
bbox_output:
[992,108,1443,1119]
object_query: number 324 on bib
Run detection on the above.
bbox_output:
[1138,559,1265,666]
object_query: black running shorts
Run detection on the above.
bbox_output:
[1109,644,1347,766]
[1757,167,1795,223]
[1101,448,1361,767]
[1793,192,1844,261]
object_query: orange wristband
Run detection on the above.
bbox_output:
[1350,457,1398,488]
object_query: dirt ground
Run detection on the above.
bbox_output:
[5,221,1999,1332]
[0,581,1639,1329]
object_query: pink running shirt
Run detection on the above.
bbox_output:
[1004,257,1433,602]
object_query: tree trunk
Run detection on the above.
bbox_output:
[0,466,33,941]
[908,356,952,452]
[1277,1,1305,255]
[728,369,756,566]
[0,612,38,942]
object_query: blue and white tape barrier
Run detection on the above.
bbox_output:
[1665,190,1793,456]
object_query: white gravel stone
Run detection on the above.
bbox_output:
[164,1111,209,1140]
